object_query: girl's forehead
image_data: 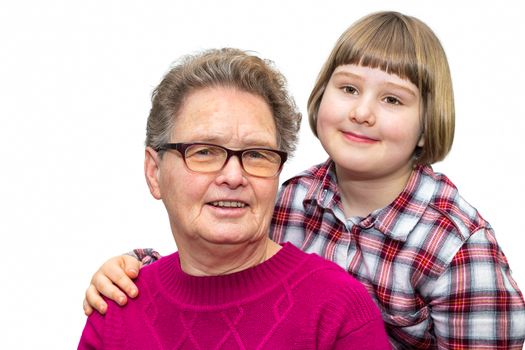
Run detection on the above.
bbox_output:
[332,47,421,89]
[332,64,415,83]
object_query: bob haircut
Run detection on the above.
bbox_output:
[146,48,301,156]
[307,11,455,165]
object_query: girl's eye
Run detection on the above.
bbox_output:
[384,96,401,105]
[342,86,358,94]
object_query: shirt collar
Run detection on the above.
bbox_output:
[301,159,340,209]
[372,165,438,241]
[296,161,438,242]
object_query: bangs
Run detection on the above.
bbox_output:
[333,15,426,91]
[308,11,454,163]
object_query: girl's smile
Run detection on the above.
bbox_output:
[341,130,379,144]
[316,64,424,183]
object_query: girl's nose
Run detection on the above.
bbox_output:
[350,98,376,126]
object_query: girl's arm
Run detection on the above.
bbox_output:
[428,228,525,349]
[83,249,161,315]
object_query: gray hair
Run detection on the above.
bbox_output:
[146,48,302,155]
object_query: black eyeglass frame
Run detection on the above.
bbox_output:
[155,142,288,177]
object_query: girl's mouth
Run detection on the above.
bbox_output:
[342,131,378,143]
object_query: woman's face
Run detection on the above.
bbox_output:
[316,64,424,182]
[145,87,280,251]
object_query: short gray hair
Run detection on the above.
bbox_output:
[146,48,302,155]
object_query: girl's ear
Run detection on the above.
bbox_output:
[144,147,162,200]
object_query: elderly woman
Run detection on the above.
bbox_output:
[78,48,389,349]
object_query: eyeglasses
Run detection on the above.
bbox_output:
[156,142,288,178]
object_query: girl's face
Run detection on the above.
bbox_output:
[316,64,424,182]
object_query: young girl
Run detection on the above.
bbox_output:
[84,11,525,349]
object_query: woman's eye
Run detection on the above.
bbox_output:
[342,86,358,94]
[384,96,401,105]
[195,149,210,155]
[245,150,265,159]
[188,146,220,158]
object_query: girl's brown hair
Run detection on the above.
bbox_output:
[308,11,455,165]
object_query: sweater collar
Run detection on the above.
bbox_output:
[155,243,308,307]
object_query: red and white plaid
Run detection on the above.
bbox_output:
[270,159,525,349]
[129,248,162,266]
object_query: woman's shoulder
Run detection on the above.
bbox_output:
[136,250,179,282]
[295,251,384,324]
[297,249,370,296]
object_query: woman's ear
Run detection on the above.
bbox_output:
[144,147,162,200]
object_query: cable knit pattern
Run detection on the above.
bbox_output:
[79,243,390,349]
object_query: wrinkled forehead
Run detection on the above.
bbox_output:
[171,87,278,148]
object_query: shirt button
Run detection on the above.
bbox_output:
[360,217,375,229]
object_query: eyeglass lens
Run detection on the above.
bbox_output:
[184,144,282,177]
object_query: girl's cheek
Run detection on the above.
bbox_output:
[316,111,330,137]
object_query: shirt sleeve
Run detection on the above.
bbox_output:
[270,180,309,245]
[125,248,162,266]
[426,228,525,349]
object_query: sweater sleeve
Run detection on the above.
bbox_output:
[314,267,391,349]
[78,301,129,350]
[78,312,104,350]
[332,284,391,349]
[334,317,392,350]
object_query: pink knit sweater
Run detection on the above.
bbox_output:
[78,243,390,349]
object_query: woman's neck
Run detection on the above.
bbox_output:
[335,164,414,218]
[177,238,282,276]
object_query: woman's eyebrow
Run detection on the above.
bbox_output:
[185,135,276,148]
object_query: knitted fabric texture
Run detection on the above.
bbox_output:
[78,243,390,349]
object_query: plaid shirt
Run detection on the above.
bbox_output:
[270,159,525,349]
[128,248,162,265]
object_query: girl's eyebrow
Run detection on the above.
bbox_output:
[331,71,362,81]
[383,82,418,98]
[332,70,419,97]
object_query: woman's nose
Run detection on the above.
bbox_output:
[216,156,247,188]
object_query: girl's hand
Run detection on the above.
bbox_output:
[83,255,141,316]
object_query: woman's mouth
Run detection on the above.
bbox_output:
[209,201,247,208]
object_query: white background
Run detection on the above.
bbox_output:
[1,1,524,348]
